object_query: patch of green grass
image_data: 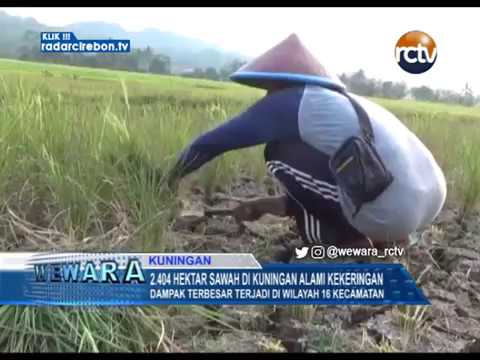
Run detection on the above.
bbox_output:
[307,324,348,352]
[0,306,171,352]
[371,96,480,122]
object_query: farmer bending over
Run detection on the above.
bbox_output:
[168,34,447,250]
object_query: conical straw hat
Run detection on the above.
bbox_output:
[231,33,345,91]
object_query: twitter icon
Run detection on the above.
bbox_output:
[295,246,309,259]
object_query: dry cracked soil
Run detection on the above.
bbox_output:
[166,176,480,353]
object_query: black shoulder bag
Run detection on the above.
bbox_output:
[328,91,394,217]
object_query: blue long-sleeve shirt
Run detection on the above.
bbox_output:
[172,85,305,178]
[170,83,447,244]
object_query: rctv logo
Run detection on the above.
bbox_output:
[395,31,437,74]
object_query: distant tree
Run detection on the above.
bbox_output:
[121,54,140,72]
[391,82,408,99]
[382,81,394,98]
[411,86,436,102]
[434,89,461,104]
[460,82,475,106]
[144,46,154,62]
[133,47,156,72]
[83,55,99,68]
[382,81,407,99]
[131,49,146,72]
[348,69,368,94]
[192,68,204,78]
[219,59,247,80]
[17,44,33,60]
[149,55,170,74]
[475,95,480,106]
[204,67,219,81]
[339,73,349,86]
[346,69,380,96]
[15,30,40,60]
[22,29,38,42]
[230,59,247,71]
[371,79,383,97]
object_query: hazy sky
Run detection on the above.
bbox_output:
[1,7,479,92]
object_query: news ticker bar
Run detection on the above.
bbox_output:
[0,252,430,306]
[40,32,131,53]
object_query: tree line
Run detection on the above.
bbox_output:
[179,59,247,81]
[339,69,479,106]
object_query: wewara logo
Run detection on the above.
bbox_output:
[395,31,437,74]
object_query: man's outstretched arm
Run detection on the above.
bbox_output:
[168,86,305,187]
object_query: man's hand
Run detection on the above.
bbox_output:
[231,196,290,223]
[166,161,185,193]
[167,174,180,193]
[232,201,262,222]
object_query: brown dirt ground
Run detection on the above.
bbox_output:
[167,176,480,353]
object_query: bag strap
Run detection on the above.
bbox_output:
[338,89,375,144]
